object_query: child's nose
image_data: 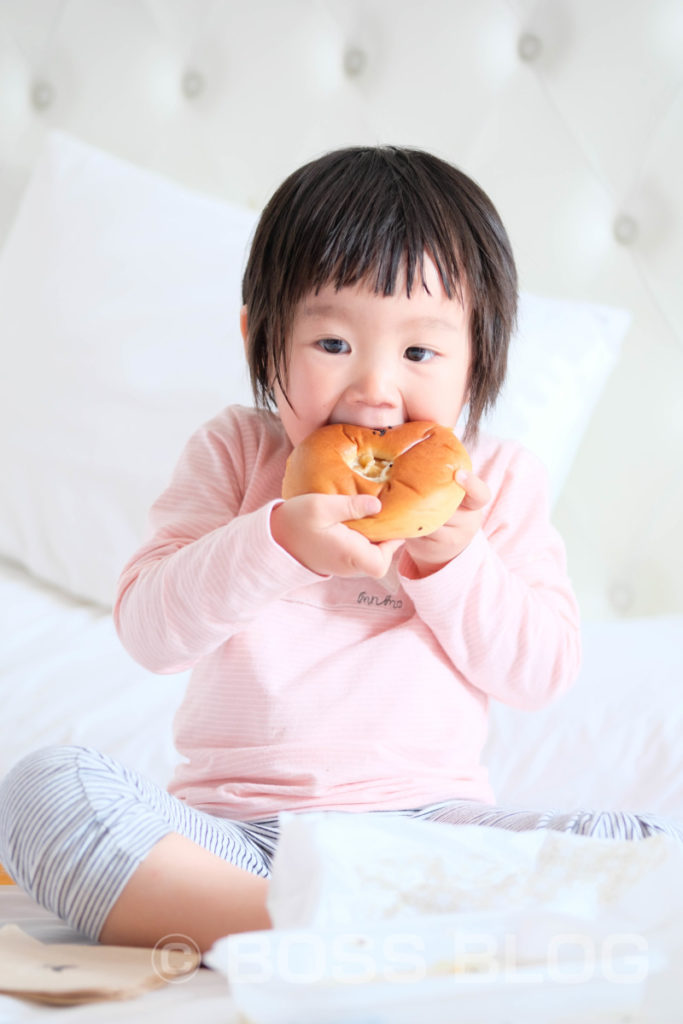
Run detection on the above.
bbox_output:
[348,362,398,407]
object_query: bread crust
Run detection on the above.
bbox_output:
[282,421,471,541]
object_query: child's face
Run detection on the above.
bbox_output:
[274,256,471,447]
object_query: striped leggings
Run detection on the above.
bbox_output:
[1,745,682,942]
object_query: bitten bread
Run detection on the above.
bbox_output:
[282,421,471,541]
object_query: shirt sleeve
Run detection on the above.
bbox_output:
[113,411,319,674]
[398,442,581,710]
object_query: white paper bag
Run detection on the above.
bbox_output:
[206,812,683,1024]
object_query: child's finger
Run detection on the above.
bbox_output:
[376,538,404,559]
[303,492,382,528]
[455,469,490,511]
[344,494,383,522]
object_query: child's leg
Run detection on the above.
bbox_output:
[0,746,275,950]
[98,831,269,950]
[414,800,683,842]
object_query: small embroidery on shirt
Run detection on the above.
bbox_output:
[357,590,403,609]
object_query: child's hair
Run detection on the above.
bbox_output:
[242,146,517,440]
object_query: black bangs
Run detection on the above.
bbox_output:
[284,147,464,302]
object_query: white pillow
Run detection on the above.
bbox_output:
[0,132,629,607]
[482,294,630,504]
[0,132,258,607]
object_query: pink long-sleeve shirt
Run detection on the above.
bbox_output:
[114,405,580,821]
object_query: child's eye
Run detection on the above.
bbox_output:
[317,338,349,354]
[405,346,435,363]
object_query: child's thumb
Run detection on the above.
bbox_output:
[343,494,382,522]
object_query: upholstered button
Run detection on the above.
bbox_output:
[344,47,367,77]
[31,80,55,111]
[182,70,205,99]
[609,582,635,614]
[613,214,639,245]
[518,33,543,62]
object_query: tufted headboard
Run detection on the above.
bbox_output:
[0,0,681,620]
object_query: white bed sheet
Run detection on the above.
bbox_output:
[2,557,683,1022]
[486,615,683,817]
[0,558,186,788]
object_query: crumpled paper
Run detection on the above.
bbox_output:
[0,924,200,1005]
[206,812,683,1024]
[266,812,683,933]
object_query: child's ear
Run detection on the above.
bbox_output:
[240,305,249,350]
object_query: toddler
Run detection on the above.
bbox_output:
[1,146,680,952]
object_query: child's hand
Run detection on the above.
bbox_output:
[271,494,403,579]
[403,469,490,577]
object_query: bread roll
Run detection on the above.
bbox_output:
[282,421,471,541]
